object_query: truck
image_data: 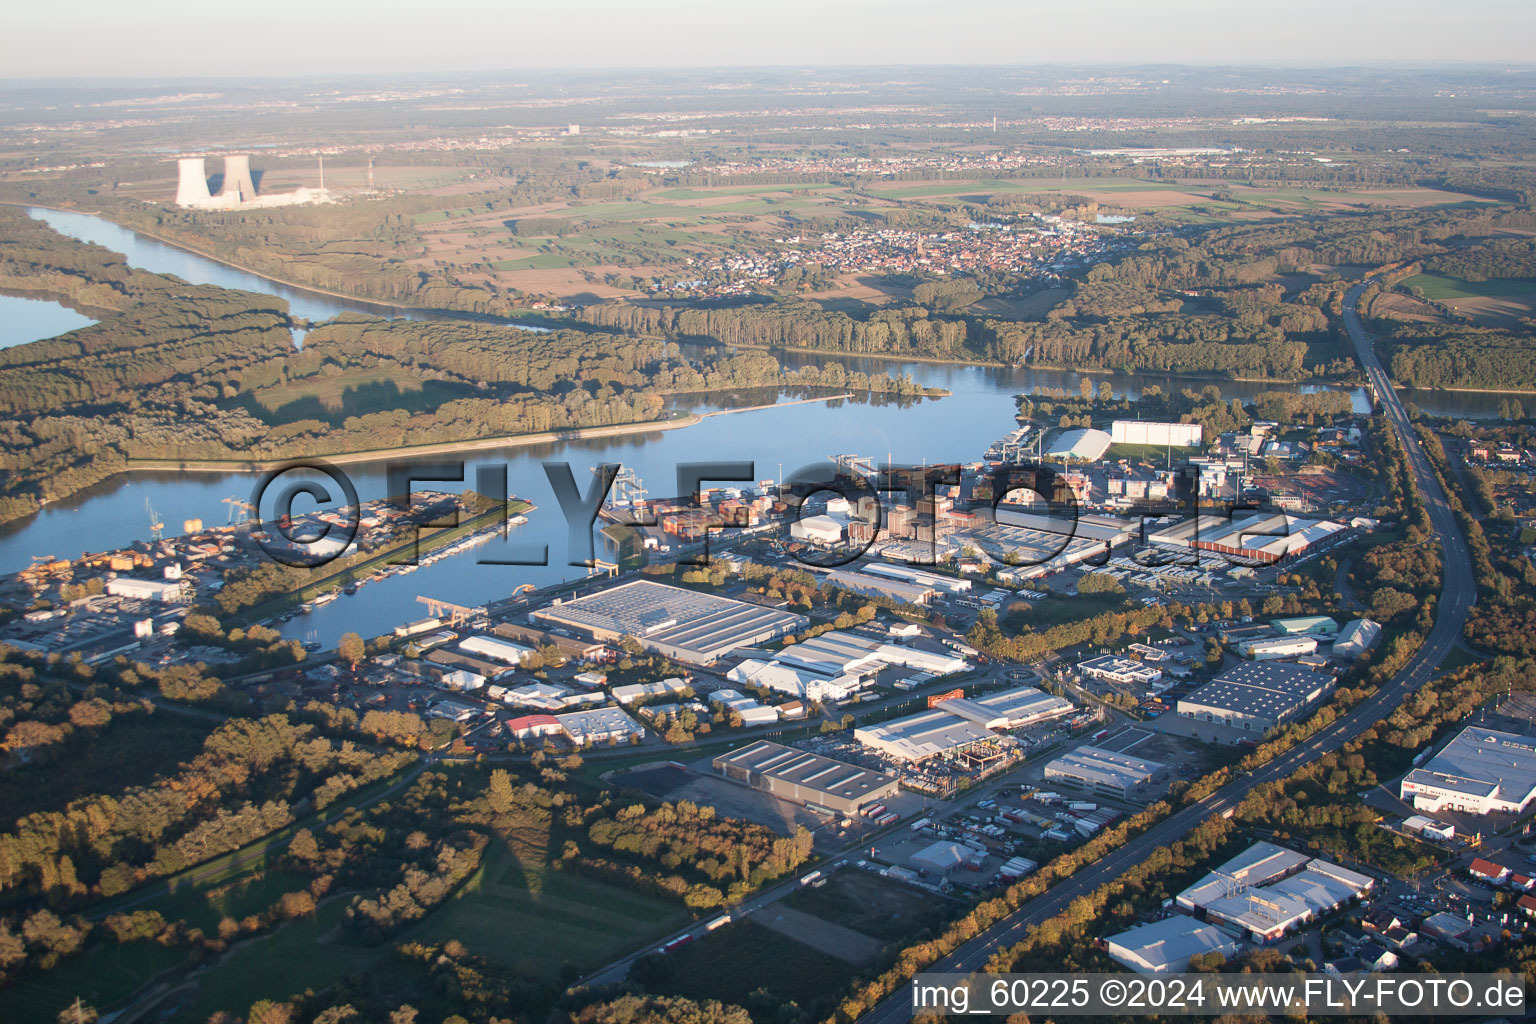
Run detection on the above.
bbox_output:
[877,812,900,826]
[660,935,694,953]
[705,915,732,932]
[1068,801,1098,812]
[909,817,933,832]
[863,804,887,818]
[799,870,823,886]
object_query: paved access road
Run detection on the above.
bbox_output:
[854,280,1478,1024]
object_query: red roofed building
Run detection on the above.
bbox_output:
[1469,858,1511,885]
[1519,895,1536,918]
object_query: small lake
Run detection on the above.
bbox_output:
[0,292,96,350]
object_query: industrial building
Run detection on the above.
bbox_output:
[532,581,806,664]
[1044,744,1169,798]
[610,677,690,705]
[854,686,1072,762]
[725,628,965,704]
[713,740,900,814]
[824,567,937,605]
[1110,420,1203,449]
[1149,512,1344,563]
[1399,726,1536,816]
[1044,427,1112,462]
[858,563,972,594]
[910,840,986,874]
[790,515,845,545]
[173,153,328,210]
[555,706,645,746]
[1078,655,1163,687]
[458,635,535,665]
[1177,842,1374,942]
[105,577,187,603]
[727,659,865,703]
[492,622,609,663]
[1176,662,1333,733]
[1237,636,1318,661]
[1270,615,1339,636]
[1333,618,1382,660]
[1105,917,1239,974]
[775,630,968,678]
[505,714,565,743]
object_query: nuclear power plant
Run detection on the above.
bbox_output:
[172,154,330,211]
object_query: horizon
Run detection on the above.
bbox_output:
[6,0,1536,78]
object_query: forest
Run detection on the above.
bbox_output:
[0,210,941,526]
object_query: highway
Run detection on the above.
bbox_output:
[853,280,1479,1024]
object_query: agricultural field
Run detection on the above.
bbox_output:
[1402,271,1536,326]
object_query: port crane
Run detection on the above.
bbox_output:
[222,495,255,525]
[416,595,485,628]
[145,498,164,542]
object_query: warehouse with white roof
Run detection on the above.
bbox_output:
[727,659,866,703]
[854,686,1073,762]
[1177,841,1373,942]
[1399,726,1536,816]
[1105,917,1239,974]
[555,706,645,746]
[1045,744,1169,798]
[1045,427,1112,462]
[1332,618,1382,660]
[532,580,806,664]
[459,635,535,665]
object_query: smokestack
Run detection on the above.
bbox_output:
[219,154,257,203]
[367,156,374,190]
[174,157,212,207]
[318,153,324,191]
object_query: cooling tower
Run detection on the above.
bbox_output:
[219,154,257,202]
[174,157,212,207]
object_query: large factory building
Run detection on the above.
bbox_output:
[1400,727,1536,816]
[714,740,899,814]
[532,580,806,664]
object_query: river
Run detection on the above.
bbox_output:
[0,209,1517,644]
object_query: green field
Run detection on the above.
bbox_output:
[1404,272,1536,303]
[491,253,587,270]
[654,183,836,200]
[1105,441,1186,463]
[411,207,478,224]
[409,841,687,977]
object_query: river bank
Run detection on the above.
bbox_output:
[117,392,864,475]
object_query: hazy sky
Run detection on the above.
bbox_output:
[4,0,1534,78]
